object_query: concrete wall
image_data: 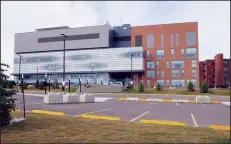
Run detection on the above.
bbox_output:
[15,25,112,53]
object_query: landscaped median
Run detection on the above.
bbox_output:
[2,111,230,143]
[118,97,220,104]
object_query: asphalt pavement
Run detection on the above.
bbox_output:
[13,94,230,128]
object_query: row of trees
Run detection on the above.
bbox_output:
[138,81,209,93]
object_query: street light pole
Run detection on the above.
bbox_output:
[61,34,68,92]
[37,66,38,81]
[21,74,26,118]
[130,54,133,90]
[45,73,47,94]
[17,55,23,92]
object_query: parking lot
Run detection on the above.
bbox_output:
[13,94,230,129]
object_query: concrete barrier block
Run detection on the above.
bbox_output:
[44,92,63,104]
[196,96,210,104]
[79,93,94,103]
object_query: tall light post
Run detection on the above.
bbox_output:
[45,73,47,94]
[21,74,26,118]
[61,34,68,92]
[130,54,134,90]
[17,55,23,92]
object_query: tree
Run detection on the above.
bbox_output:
[187,81,195,92]
[200,82,208,93]
[138,82,144,92]
[156,83,161,91]
[0,63,17,126]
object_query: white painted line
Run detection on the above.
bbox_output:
[124,101,131,104]
[130,111,150,122]
[190,113,199,127]
[176,102,178,106]
[83,108,112,115]
[150,102,153,104]
[172,99,189,103]
[202,104,206,107]
[221,102,230,106]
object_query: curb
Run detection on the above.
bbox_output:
[81,114,120,121]
[31,110,65,116]
[118,97,220,104]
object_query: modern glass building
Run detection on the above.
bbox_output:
[12,22,199,88]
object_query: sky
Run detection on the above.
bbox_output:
[1,1,230,79]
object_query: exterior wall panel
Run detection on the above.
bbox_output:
[15,25,112,53]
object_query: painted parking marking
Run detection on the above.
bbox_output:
[81,114,120,121]
[32,110,65,116]
[202,104,206,107]
[150,102,153,104]
[42,105,79,110]
[176,103,178,106]
[140,119,186,126]
[210,125,230,131]
[130,111,150,122]
[190,113,199,127]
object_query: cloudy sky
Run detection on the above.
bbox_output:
[1,1,230,79]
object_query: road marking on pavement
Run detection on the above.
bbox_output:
[210,125,230,131]
[124,101,131,104]
[202,104,206,107]
[176,102,178,106]
[32,110,65,116]
[81,114,120,121]
[130,111,150,122]
[140,119,186,126]
[139,98,147,102]
[118,98,126,101]
[83,108,112,115]
[190,113,199,127]
[150,102,153,104]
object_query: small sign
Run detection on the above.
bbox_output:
[62,81,65,86]
[130,81,133,85]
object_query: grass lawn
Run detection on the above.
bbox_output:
[1,111,230,143]
[122,88,230,96]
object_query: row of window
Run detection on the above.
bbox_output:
[135,32,197,48]
[147,60,197,69]
[147,70,197,78]
[147,48,196,59]
[146,79,197,88]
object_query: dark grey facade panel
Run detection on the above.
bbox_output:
[38,33,100,43]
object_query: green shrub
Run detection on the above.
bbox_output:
[200,82,208,93]
[22,82,27,90]
[156,83,161,91]
[138,82,144,92]
[187,81,195,92]
[35,79,39,89]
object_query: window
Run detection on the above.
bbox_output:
[181,70,184,77]
[157,80,164,87]
[170,33,174,47]
[166,61,169,68]
[146,50,150,59]
[172,70,179,77]
[192,70,197,77]
[156,61,160,68]
[147,71,154,78]
[156,50,164,59]
[161,71,164,77]
[113,36,131,42]
[181,49,184,58]
[186,48,196,58]
[38,33,100,43]
[166,80,169,87]
[147,35,154,48]
[172,80,184,87]
[186,32,196,46]
[224,68,229,71]
[156,71,160,78]
[176,33,179,46]
[147,80,151,88]
[171,61,184,68]
[160,34,164,47]
[147,62,154,69]
[171,48,174,59]
[135,35,142,46]
[192,60,197,67]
